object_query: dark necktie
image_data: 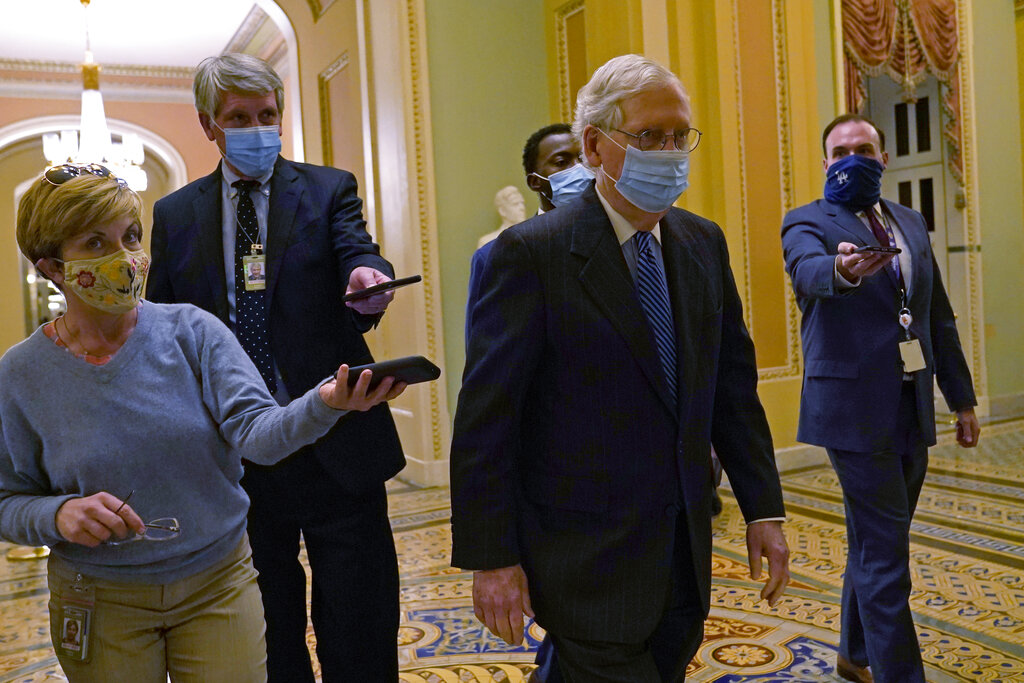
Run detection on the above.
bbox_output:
[634,230,678,404]
[864,208,903,287]
[233,180,276,393]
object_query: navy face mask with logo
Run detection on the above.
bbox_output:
[824,154,884,210]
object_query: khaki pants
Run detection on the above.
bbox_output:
[48,536,268,683]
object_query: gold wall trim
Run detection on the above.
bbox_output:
[317,51,350,167]
[729,0,753,334]
[956,0,988,403]
[555,0,585,122]
[405,0,445,458]
[0,58,193,80]
[306,0,337,22]
[759,0,802,382]
[1016,0,1024,12]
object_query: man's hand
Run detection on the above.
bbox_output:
[56,493,146,547]
[955,408,980,448]
[472,564,535,645]
[320,365,406,411]
[835,242,892,282]
[345,267,395,315]
[746,520,790,606]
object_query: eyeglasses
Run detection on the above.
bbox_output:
[611,127,702,152]
[104,518,180,546]
[44,163,128,188]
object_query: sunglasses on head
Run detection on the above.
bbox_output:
[44,163,128,188]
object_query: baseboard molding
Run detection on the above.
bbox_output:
[398,454,450,488]
[772,443,829,472]
[987,392,1024,420]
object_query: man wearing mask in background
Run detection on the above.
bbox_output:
[781,114,979,683]
[465,123,590,341]
[451,54,789,682]
[147,53,404,682]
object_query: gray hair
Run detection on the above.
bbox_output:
[572,54,687,166]
[193,53,285,119]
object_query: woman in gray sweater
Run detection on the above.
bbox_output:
[0,165,405,682]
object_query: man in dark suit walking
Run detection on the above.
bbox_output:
[146,53,403,682]
[465,123,585,344]
[450,54,790,683]
[781,114,980,683]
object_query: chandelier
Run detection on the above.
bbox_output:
[42,0,147,190]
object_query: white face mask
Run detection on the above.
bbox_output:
[599,129,690,213]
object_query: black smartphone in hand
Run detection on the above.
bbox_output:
[341,275,422,303]
[340,355,440,390]
[854,245,901,254]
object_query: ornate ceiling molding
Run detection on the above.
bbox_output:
[0,58,193,80]
[307,0,337,22]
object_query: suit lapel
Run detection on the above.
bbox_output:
[659,212,709,417]
[265,158,303,305]
[571,191,677,416]
[884,199,929,301]
[193,169,230,322]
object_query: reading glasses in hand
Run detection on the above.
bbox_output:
[611,127,702,152]
[104,518,180,546]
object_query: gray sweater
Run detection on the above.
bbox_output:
[0,303,344,583]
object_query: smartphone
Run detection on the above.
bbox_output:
[341,275,422,303]
[854,245,901,254]
[341,355,441,389]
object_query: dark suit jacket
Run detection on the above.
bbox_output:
[449,186,784,642]
[781,198,975,453]
[146,157,404,493]
[464,239,494,349]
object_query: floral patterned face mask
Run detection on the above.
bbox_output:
[60,248,150,314]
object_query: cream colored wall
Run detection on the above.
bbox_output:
[1020,6,1024,225]
[423,0,550,414]
[972,0,1024,406]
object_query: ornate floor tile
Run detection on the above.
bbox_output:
[1,419,1021,681]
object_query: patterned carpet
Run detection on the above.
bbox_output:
[1,419,1021,682]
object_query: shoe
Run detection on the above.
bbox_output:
[836,654,873,683]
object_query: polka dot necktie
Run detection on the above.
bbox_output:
[634,230,677,405]
[233,180,276,393]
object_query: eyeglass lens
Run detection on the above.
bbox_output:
[104,517,180,545]
[637,129,700,152]
[43,163,115,186]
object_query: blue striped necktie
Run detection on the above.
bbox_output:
[634,230,677,404]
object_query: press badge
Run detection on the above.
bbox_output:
[243,252,266,291]
[899,339,926,373]
[58,575,94,662]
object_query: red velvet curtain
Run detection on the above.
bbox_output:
[842,0,962,184]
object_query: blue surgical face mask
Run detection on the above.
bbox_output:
[599,129,689,213]
[532,163,594,207]
[824,154,884,210]
[214,122,281,178]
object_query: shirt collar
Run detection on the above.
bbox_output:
[595,185,663,246]
[222,162,273,197]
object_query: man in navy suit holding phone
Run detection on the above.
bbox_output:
[146,53,404,682]
[781,114,980,683]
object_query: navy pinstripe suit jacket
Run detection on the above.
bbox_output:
[450,185,785,642]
